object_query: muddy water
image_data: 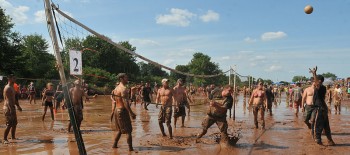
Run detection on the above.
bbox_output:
[1,94,350,155]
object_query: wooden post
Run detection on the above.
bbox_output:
[44,0,86,154]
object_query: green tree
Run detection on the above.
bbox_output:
[322,72,337,81]
[264,79,273,85]
[170,65,190,83]
[187,52,222,86]
[0,7,24,75]
[81,36,139,80]
[292,76,308,82]
[82,67,115,88]
[21,34,58,79]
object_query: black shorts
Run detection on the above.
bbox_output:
[143,97,151,103]
[174,105,186,118]
[45,101,53,107]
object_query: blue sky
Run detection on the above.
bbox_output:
[1,0,349,82]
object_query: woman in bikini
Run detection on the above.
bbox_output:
[42,83,55,121]
[249,81,268,129]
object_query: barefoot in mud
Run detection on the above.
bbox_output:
[111,73,136,150]
[156,79,174,139]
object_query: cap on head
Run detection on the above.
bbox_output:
[30,82,34,85]
[74,80,81,85]
[161,78,169,83]
[177,78,183,83]
[117,73,127,80]
[7,74,15,79]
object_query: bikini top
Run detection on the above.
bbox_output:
[253,90,264,98]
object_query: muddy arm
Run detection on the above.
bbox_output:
[309,66,318,89]
[156,89,160,108]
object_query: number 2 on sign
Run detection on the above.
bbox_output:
[73,58,79,72]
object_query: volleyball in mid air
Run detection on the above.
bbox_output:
[304,5,313,14]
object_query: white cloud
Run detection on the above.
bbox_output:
[156,8,196,27]
[167,48,196,57]
[221,56,230,60]
[250,62,257,67]
[163,59,174,65]
[129,38,160,46]
[0,0,30,24]
[34,9,73,24]
[265,65,283,72]
[244,37,257,43]
[34,10,46,23]
[249,55,266,61]
[261,31,287,41]
[200,10,219,22]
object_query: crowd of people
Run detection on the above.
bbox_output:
[1,66,349,151]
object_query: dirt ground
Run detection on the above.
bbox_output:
[0,94,350,155]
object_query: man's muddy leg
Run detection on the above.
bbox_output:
[166,122,173,139]
[113,131,122,148]
[127,133,133,151]
[10,125,17,139]
[174,117,177,128]
[196,129,207,142]
[181,116,185,127]
[159,121,166,136]
[3,126,11,142]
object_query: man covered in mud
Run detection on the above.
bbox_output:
[326,85,333,113]
[249,81,267,130]
[196,85,233,143]
[68,80,96,132]
[111,73,136,151]
[333,84,343,114]
[264,85,273,116]
[309,67,335,145]
[156,78,174,139]
[2,74,22,144]
[141,82,152,110]
[291,83,303,117]
[173,79,192,128]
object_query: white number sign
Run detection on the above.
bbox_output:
[69,50,82,75]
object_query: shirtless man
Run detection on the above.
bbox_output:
[141,82,152,110]
[68,80,96,132]
[291,83,303,117]
[326,85,333,113]
[173,79,193,128]
[333,84,343,114]
[111,73,136,151]
[249,82,268,129]
[301,83,315,130]
[42,83,55,121]
[2,74,22,144]
[196,85,233,143]
[156,79,174,139]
